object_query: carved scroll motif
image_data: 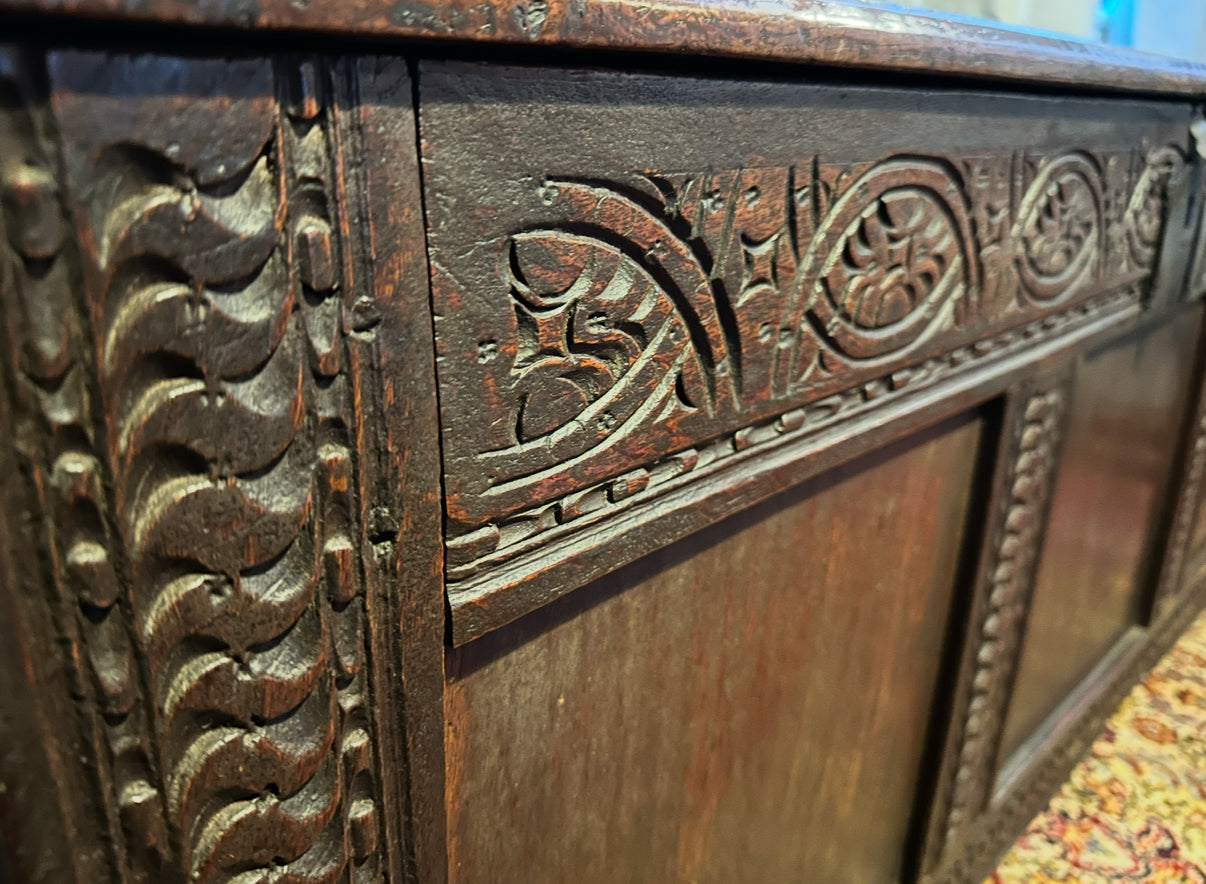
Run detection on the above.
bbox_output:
[45,53,385,884]
[440,147,1183,585]
[1014,152,1103,302]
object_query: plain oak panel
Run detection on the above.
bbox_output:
[999,307,1204,764]
[444,413,985,884]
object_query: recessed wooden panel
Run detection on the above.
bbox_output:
[999,308,1203,763]
[444,414,984,884]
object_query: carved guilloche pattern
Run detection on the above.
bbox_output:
[47,53,382,883]
[440,146,1183,581]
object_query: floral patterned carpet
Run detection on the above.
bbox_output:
[988,609,1206,883]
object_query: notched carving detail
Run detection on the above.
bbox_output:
[1,48,166,881]
[448,290,1129,583]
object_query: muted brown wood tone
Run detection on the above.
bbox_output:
[923,375,1070,875]
[998,308,1204,765]
[3,0,1206,96]
[445,413,984,884]
[4,6,1206,883]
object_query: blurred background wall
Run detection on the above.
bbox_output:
[878,0,1206,62]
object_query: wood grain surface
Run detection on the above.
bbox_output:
[445,412,985,884]
[3,0,1206,96]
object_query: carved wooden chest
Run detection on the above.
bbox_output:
[3,3,1206,883]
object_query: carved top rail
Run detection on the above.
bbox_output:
[3,0,1206,96]
[421,63,1201,641]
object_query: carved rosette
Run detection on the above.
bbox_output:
[45,53,385,883]
[800,159,976,366]
[1014,152,1103,303]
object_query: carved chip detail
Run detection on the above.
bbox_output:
[1,48,168,880]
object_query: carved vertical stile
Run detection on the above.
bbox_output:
[0,46,167,882]
[335,57,448,883]
[36,52,400,883]
[927,371,1071,877]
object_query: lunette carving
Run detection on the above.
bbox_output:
[437,145,1184,594]
[937,374,1071,863]
[46,53,385,883]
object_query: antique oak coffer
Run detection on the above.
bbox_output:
[4,1,1206,882]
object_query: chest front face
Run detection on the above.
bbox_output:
[3,29,1206,884]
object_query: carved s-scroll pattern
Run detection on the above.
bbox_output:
[940,378,1069,857]
[0,49,166,881]
[48,54,383,883]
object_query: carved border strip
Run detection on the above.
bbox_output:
[448,287,1133,633]
[29,51,396,884]
[449,289,1133,584]
[925,372,1072,872]
[432,137,1183,540]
